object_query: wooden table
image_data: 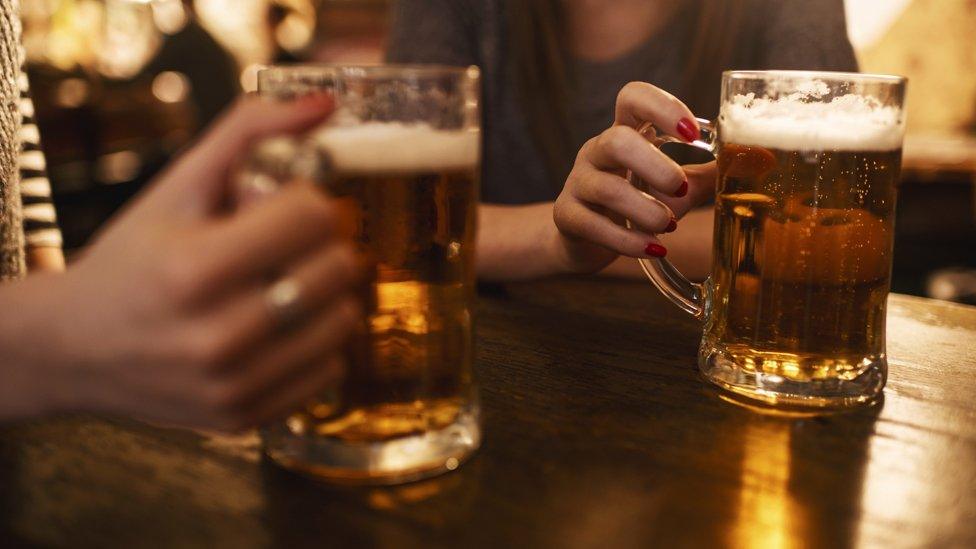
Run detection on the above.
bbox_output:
[2,279,975,548]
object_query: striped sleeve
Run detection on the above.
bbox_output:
[17,46,63,250]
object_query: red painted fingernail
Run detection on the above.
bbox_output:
[665,218,678,233]
[674,180,688,197]
[676,118,699,142]
[645,243,668,257]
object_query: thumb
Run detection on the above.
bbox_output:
[142,94,335,219]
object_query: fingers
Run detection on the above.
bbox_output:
[555,199,666,259]
[187,184,345,295]
[246,357,346,428]
[147,94,335,218]
[197,299,358,431]
[230,298,361,422]
[615,81,699,142]
[186,94,334,182]
[106,292,362,431]
[236,297,360,399]
[580,81,709,213]
[652,161,718,218]
[571,169,675,234]
[187,240,363,362]
[210,94,333,148]
[585,126,687,197]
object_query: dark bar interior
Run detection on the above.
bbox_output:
[2,1,975,547]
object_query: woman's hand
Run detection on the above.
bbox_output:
[2,96,364,431]
[551,81,715,274]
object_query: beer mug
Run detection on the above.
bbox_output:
[630,71,907,407]
[250,65,482,483]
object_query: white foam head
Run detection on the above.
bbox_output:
[311,122,479,174]
[719,91,904,152]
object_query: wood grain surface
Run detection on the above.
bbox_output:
[2,278,975,548]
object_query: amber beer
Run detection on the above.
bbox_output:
[258,65,482,484]
[631,71,907,407]
[709,143,900,381]
[699,79,905,404]
[290,124,480,442]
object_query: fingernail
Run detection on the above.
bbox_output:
[665,218,678,233]
[645,243,668,257]
[676,118,699,143]
[674,180,688,198]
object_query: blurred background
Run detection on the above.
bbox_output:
[20,0,976,303]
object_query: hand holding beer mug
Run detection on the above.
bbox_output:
[247,65,481,483]
[630,71,906,407]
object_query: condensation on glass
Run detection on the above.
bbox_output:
[629,71,907,408]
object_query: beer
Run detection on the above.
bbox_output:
[708,92,901,387]
[289,124,479,442]
[258,65,482,483]
[632,71,907,407]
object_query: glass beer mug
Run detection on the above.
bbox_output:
[248,65,482,483]
[631,71,907,407]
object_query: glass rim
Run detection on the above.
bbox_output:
[722,70,906,85]
[259,63,480,80]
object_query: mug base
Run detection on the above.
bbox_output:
[700,347,886,409]
[262,404,481,485]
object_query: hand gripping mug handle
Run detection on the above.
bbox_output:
[626,118,716,320]
[236,136,334,208]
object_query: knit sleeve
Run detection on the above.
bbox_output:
[759,0,859,72]
[17,49,63,250]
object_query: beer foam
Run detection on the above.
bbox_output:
[311,122,479,174]
[720,93,904,152]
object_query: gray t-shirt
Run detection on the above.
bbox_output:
[388,0,858,204]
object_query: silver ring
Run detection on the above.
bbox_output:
[265,277,306,330]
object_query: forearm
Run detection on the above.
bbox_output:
[0,275,63,421]
[477,202,565,281]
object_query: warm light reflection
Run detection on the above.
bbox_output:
[22,0,162,78]
[195,0,274,67]
[239,63,264,92]
[195,0,317,69]
[366,470,463,510]
[854,390,976,546]
[273,2,316,52]
[728,420,807,549]
[150,0,188,35]
[54,77,90,108]
[152,70,191,103]
[845,0,912,49]
[96,150,141,184]
[717,394,838,419]
[373,280,431,335]
[98,0,161,78]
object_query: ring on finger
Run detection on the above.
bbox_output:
[265,276,307,331]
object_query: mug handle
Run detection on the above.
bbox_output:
[236,136,334,207]
[626,117,716,320]
[235,136,300,208]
